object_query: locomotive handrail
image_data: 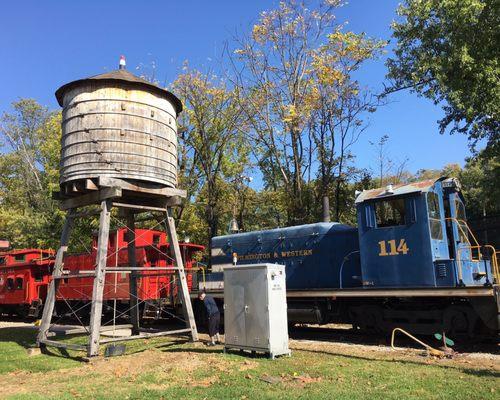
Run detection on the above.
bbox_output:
[445,217,499,284]
[190,263,206,287]
[483,245,499,284]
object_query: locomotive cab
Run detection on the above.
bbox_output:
[355,177,496,288]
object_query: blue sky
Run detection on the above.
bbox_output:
[0,0,474,178]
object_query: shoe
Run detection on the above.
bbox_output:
[206,342,216,347]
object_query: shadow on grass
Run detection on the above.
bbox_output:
[289,325,500,354]
[161,345,224,355]
[39,346,89,362]
[0,326,38,349]
[294,346,500,378]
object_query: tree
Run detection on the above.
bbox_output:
[309,30,385,221]
[172,68,250,252]
[230,0,385,224]
[0,99,64,248]
[386,0,499,150]
[459,151,499,219]
[369,134,410,186]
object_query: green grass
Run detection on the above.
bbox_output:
[0,326,498,400]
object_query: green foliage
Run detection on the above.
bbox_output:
[172,67,251,246]
[0,100,64,248]
[459,150,500,219]
[387,0,499,149]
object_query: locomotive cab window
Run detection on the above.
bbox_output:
[374,198,406,228]
[427,192,443,240]
[15,277,23,290]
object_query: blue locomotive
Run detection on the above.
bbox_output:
[207,177,499,338]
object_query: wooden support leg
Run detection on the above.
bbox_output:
[37,210,75,346]
[126,212,140,335]
[165,208,198,341]
[87,199,112,357]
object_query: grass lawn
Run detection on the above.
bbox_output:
[0,326,498,399]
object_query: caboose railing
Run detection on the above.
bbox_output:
[446,217,499,284]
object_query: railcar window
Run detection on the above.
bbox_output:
[0,257,5,265]
[15,277,23,290]
[34,270,43,282]
[153,235,161,245]
[427,192,443,240]
[6,278,14,290]
[14,254,26,262]
[374,199,406,227]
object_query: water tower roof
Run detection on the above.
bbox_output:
[55,69,182,115]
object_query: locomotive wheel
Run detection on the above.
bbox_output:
[444,306,476,339]
[349,305,383,333]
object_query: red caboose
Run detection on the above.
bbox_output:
[0,229,204,319]
[0,249,54,317]
[57,228,204,319]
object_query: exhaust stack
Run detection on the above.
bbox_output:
[322,196,330,223]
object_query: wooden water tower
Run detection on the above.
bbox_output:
[37,57,198,357]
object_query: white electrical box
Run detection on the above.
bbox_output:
[223,263,290,359]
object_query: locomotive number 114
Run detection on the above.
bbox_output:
[378,239,409,256]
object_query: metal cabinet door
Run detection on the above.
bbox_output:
[244,268,269,350]
[224,274,246,347]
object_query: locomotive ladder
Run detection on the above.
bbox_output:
[36,179,198,358]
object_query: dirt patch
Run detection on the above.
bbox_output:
[0,320,35,329]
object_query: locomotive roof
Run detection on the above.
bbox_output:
[354,177,456,204]
[213,222,356,242]
[55,69,183,115]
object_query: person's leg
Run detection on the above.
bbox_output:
[214,313,221,343]
[208,315,217,345]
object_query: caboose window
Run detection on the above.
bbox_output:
[6,278,14,290]
[153,234,161,245]
[0,257,5,265]
[34,270,43,282]
[374,199,406,228]
[15,277,23,289]
[14,254,26,262]
[427,192,443,240]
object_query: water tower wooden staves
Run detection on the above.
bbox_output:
[37,58,198,357]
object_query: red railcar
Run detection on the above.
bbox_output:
[0,229,204,319]
[0,249,54,317]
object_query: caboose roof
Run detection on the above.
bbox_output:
[0,248,51,256]
[354,177,448,204]
[55,68,183,115]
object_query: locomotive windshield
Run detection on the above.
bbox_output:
[454,199,468,243]
[374,198,406,227]
[427,192,443,240]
